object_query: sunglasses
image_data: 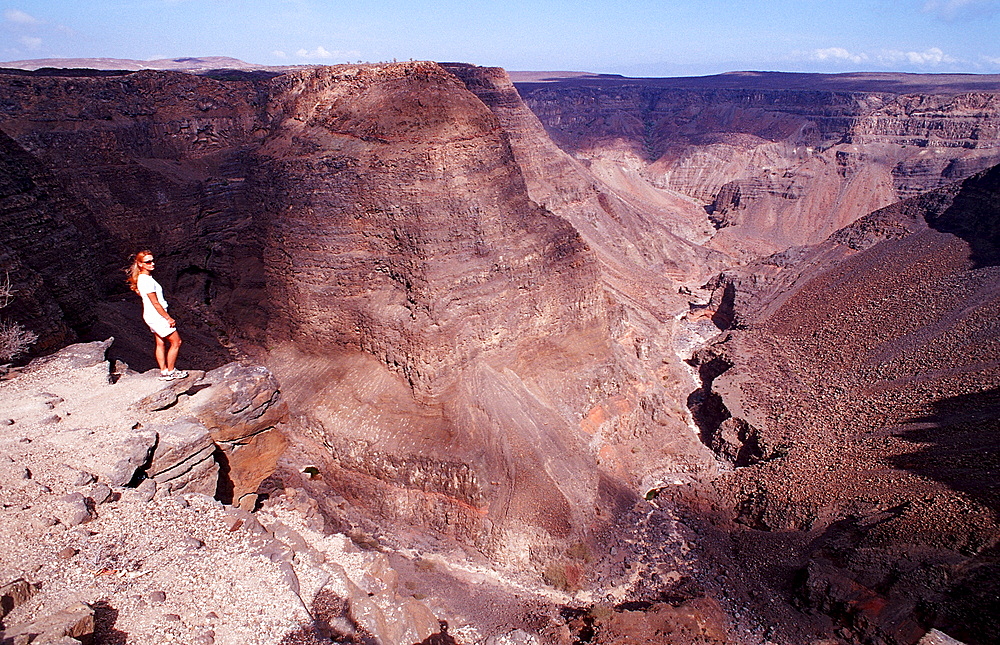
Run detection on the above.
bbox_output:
[142,259,155,264]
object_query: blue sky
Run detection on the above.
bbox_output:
[2,0,999,76]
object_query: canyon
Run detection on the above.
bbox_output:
[0,59,998,645]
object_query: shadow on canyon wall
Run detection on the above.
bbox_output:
[892,387,1000,516]
[926,164,1000,269]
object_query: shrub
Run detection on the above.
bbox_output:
[0,272,37,363]
[0,318,37,362]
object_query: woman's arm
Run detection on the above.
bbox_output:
[147,292,176,327]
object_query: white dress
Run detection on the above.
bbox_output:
[137,273,175,337]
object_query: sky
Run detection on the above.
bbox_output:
[2,0,1000,77]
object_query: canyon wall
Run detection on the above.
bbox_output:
[4,61,999,643]
[515,72,1000,259]
[0,63,669,570]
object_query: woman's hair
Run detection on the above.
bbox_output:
[126,250,153,293]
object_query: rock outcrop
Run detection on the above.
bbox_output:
[0,341,455,645]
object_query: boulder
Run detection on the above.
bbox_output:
[146,419,219,496]
[1,601,94,644]
[189,363,287,443]
[186,362,288,505]
[131,370,206,412]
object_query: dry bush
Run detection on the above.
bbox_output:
[0,318,37,362]
[0,272,37,363]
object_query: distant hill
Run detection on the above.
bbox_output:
[0,55,303,73]
[511,69,1000,93]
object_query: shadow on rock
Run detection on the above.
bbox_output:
[279,590,377,645]
[925,164,1000,268]
[92,600,128,645]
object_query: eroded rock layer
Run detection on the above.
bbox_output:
[515,72,1000,259]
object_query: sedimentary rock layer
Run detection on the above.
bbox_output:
[0,63,645,564]
[515,72,1000,259]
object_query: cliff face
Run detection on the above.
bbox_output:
[253,64,603,390]
[0,63,650,567]
[0,68,272,368]
[516,74,1000,259]
[0,130,110,352]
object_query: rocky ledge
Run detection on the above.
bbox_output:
[0,340,452,645]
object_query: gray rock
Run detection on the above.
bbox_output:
[0,578,37,619]
[486,630,541,645]
[54,492,92,527]
[1,601,94,644]
[119,478,156,504]
[132,371,206,413]
[30,516,59,530]
[84,482,112,505]
[103,431,158,487]
[149,590,166,603]
[918,630,968,645]
[71,470,96,486]
[26,339,113,372]
[146,419,218,496]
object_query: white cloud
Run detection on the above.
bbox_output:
[878,47,958,65]
[296,46,333,59]
[4,9,41,25]
[806,46,960,68]
[811,47,869,64]
[273,50,288,59]
[294,46,360,61]
[19,36,42,50]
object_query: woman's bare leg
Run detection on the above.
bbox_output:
[154,334,168,373]
[164,331,182,372]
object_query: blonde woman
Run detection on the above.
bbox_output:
[127,251,187,381]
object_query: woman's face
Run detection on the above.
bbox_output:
[141,255,155,271]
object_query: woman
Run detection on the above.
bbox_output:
[127,250,187,381]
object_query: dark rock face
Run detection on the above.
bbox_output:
[0,130,110,353]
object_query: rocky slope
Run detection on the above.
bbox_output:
[515,71,1000,259]
[686,164,1000,644]
[0,341,456,645]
